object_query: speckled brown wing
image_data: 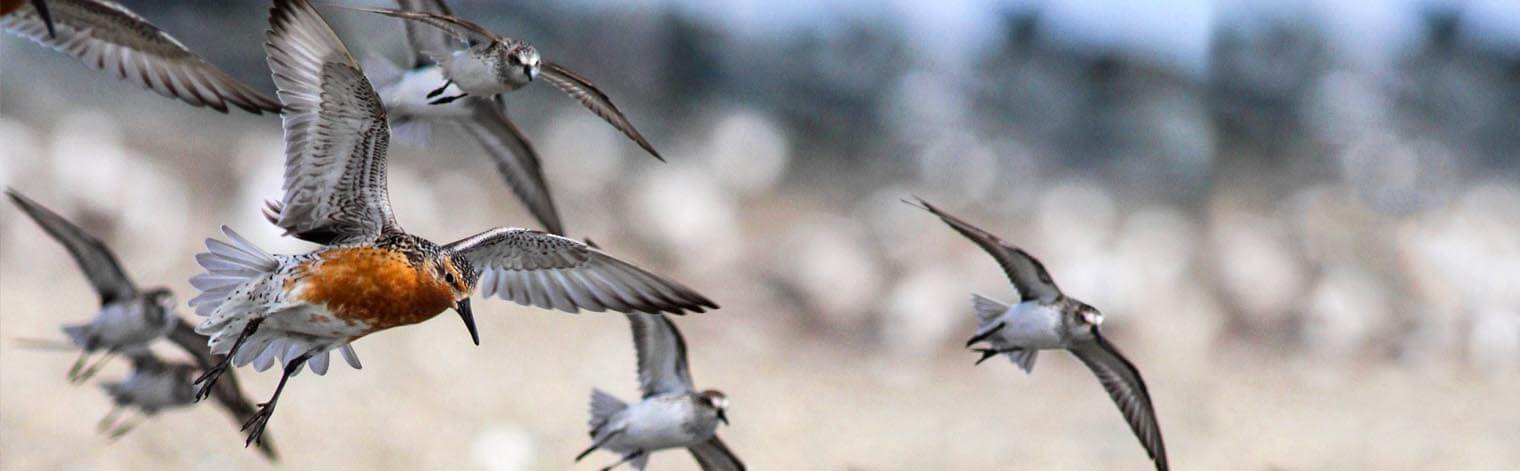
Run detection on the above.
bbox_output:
[263,0,399,245]
[0,0,280,113]
[446,228,716,315]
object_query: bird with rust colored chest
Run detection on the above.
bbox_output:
[295,238,465,334]
[189,0,717,451]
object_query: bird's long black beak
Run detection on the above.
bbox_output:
[454,299,480,346]
[717,409,729,426]
[31,0,55,38]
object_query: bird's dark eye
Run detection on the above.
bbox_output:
[445,272,456,284]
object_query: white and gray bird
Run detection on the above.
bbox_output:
[338,3,664,162]
[7,189,177,383]
[7,189,277,458]
[0,0,280,114]
[910,197,1169,471]
[576,313,744,471]
[359,0,566,235]
[95,345,277,459]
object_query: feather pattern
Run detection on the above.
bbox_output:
[627,313,694,398]
[540,62,664,161]
[0,0,280,113]
[909,198,1061,303]
[447,228,716,315]
[264,0,398,245]
[1071,330,1168,471]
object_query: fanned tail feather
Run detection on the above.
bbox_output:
[189,226,279,353]
[61,324,92,349]
[588,389,626,437]
[971,294,1009,326]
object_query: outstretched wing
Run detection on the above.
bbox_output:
[0,0,280,114]
[689,436,746,471]
[394,0,459,67]
[164,319,278,460]
[540,62,663,162]
[1069,329,1168,471]
[5,189,136,304]
[627,313,693,398]
[339,6,496,45]
[909,198,1061,303]
[264,0,399,245]
[457,97,564,235]
[446,228,716,315]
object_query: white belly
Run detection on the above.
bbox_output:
[995,302,1066,349]
[92,303,166,347]
[444,52,511,96]
[383,67,473,120]
[613,399,713,451]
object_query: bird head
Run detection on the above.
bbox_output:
[432,254,479,345]
[1077,303,1103,327]
[698,389,730,425]
[507,44,541,82]
[143,288,177,325]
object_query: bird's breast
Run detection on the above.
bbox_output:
[295,247,454,334]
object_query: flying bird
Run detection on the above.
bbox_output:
[7,189,176,383]
[0,0,280,114]
[360,0,566,235]
[338,3,665,162]
[95,348,277,460]
[188,0,716,448]
[909,197,1168,471]
[577,313,743,471]
[6,190,276,458]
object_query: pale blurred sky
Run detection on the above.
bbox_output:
[557,0,1520,74]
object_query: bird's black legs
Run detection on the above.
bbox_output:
[600,450,644,471]
[964,321,1006,347]
[194,318,262,401]
[31,0,56,38]
[66,350,92,382]
[575,430,622,462]
[73,351,116,383]
[426,79,454,98]
[972,347,1023,366]
[428,94,467,105]
[241,348,316,447]
[97,405,123,432]
[105,412,145,441]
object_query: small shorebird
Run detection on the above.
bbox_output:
[7,189,176,383]
[0,0,280,114]
[909,198,1169,471]
[576,313,743,471]
[361,0,568,235]
[340,3,665,161]
[1,0,53,37]
[96,347,277,459]
[189,0,716,448]
[7,189,276,458]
